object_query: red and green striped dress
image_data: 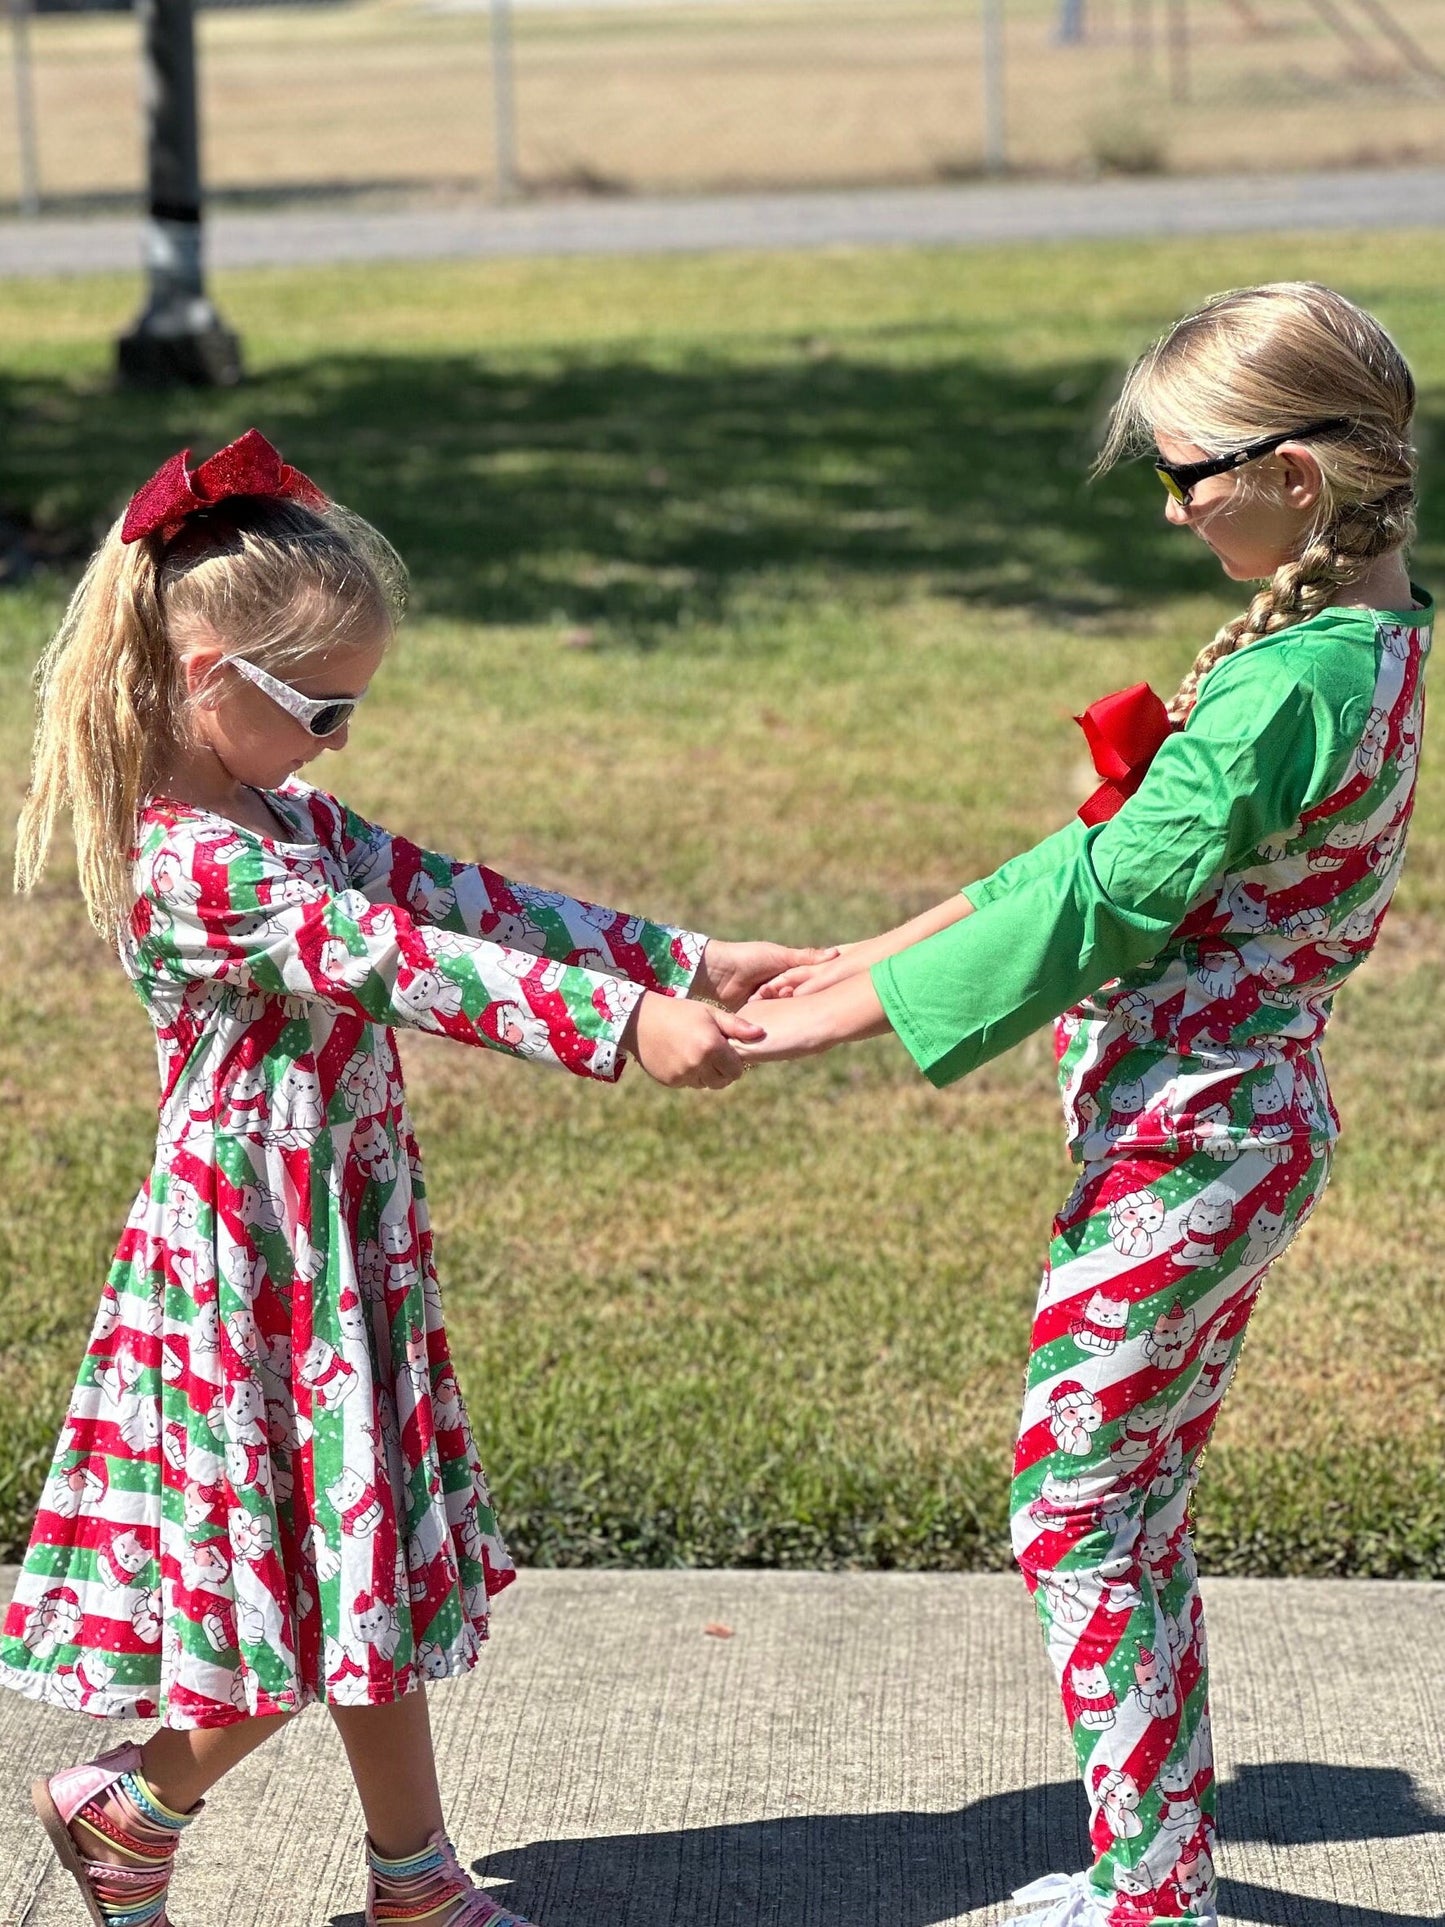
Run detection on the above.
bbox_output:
[0,777,704,1729]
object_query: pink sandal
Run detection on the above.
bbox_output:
[31,1741,195,1927]
[366,1829,535,1927]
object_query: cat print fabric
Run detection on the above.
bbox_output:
[1014,611,1429,1924]
[0,778,704,1728]
[1056,614,1429,1164]
[1013,1135,1328,1923]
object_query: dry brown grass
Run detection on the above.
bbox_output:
[2,0,1444,208]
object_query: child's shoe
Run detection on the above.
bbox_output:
[366,1830,534,1926]
[1008,1868,1220,1926]
[1009,1871,1108,1926]
[30,1741,200,1927]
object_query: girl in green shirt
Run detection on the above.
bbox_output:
[738,282,1429,1927]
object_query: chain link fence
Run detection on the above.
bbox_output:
[3,0,1444,218]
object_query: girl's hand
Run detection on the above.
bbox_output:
[756,949,862,999]
[694,938,839,1011]
[623,991,765,1089]
[735,974,892,1064]
[730,997,833,1061]
[758,895,978,998]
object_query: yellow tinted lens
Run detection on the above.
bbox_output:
[1154,466,1187,504]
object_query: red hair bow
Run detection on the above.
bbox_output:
[120,428,327,545]
[1075,682,1177,826]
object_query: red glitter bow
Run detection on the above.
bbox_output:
[1075,682,1177,826]
[120,428,327,545]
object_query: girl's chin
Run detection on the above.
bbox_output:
[1195,532,1271,581]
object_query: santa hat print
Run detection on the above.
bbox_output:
[592,979,624,1022]
[565,946,609,973]
[479,1001,525,1047]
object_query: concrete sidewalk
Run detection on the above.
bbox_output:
[3,168,1445,279]
[0,1569,1441,1926]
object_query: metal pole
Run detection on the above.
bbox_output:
[1302,0,1383,71]
[118,0,241,387]
[982,0,1006,176]
[489,0,518,203]
[8,0,40,218]
[1347,0,1445,89]
[1132,0,1154,78]
[1167,0,1189,101]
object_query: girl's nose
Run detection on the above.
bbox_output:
[1164,495,1192,528]
[324,720,350,752]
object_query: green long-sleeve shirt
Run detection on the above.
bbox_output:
[872,596,1432,1089]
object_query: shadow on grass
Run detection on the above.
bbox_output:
[327,1763,1443,1926]
[19,339,1442,642]
[9,338,1445,644]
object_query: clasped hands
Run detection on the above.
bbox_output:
[621,936,889,1090]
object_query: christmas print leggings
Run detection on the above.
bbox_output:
[1010,1133,1330,1924]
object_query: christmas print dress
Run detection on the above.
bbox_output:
[0,777,705,1729]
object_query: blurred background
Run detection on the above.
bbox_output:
[3,0,1444,215]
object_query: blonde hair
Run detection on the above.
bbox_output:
[1098,281,1417,720]
[14,495,406,941]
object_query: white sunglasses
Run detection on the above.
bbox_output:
[228,655,366,738]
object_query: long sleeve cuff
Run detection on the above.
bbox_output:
[873,835,1177,1087]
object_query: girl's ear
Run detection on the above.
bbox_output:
[1274,443,1326,516]
[180,638,227,707]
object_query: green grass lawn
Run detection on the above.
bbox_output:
[2,232,1443,1576]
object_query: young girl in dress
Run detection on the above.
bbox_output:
[2,430,826,1927]
[741,283,1430,1924]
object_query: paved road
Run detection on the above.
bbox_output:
[2,168,1443,278]
[1,1568,1441,1926]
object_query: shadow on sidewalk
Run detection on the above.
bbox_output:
[329,1761,1444,1927]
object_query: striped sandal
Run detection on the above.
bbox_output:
[366,1830,535,1927]
[31,1741,199,1927]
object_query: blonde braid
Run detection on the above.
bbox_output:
[1097,282,1418,723]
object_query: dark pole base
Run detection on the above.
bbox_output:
[118,317,244,389]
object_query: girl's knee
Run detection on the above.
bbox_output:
[1010,1461,1148,1579]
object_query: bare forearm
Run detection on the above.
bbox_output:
[816,893,976,982]
[738,972,892,1062]
[874,892,975,958]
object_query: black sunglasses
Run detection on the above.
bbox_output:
[1152,418,1351,505]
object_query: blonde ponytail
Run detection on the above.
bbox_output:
[14,522,181,942]
[1098,283,1418,721]
[14,494,405,943]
